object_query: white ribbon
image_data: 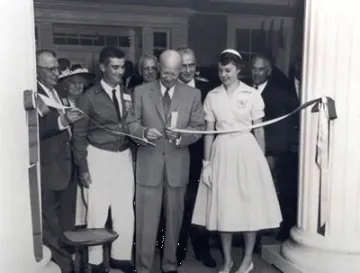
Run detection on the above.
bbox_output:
[316,96,330,227]
[36,93,154,146]
[171,98,319,135]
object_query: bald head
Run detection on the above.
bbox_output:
[159,50,182,88]
[159,50,182,68]
[36,49,60,89]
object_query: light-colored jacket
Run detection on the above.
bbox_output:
[126,80,205,187]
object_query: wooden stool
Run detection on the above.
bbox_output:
[62,228,118,273]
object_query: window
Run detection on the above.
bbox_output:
[153,30,169,58]
[52,23,131,48]
[236,29,265,65]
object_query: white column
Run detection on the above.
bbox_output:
[127,29,136,63]
[142,26,153,55]
[0,0,45,272]
[279,0,360,272]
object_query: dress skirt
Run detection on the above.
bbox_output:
[192,132,282,232]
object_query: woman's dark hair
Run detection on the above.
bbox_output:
[219,52,242,69]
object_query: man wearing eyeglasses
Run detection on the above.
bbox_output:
[36,50,82,273]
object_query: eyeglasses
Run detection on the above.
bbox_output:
[37,66,60,74]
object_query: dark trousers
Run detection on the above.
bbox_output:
[177,142,211,258]
[42,187,74,273]
[277,151,298,237]
[177,178,210,256]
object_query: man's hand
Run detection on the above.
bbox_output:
[266,156,276,171]
[202,160,212,187]
[66,109,83,123]
[164,128,180,141]
[145,128,163,141]
[79,172,92,188]
[60,109,83,127]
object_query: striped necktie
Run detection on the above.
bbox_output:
[163,87,171,116]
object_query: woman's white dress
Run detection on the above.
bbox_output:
[192,82,282,232]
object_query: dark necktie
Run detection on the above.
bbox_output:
[112,89,121,121]
[254,85,259,90]
[163,87,171,116]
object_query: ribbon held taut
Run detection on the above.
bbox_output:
[35,92,155,147]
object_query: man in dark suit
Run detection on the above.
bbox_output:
[175,47,216,268]
[250,53,299,241]
[127,50,205,273]
[36,50,83,273]
[72,47,135,273]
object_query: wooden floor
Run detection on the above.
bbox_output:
[112,246,281,273]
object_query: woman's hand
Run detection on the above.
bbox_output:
[201,160,212,187]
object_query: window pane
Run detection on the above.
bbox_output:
[94,35,105,46]
[154,32,167,48]
[68,38,79,45]
[118,36,130,47]
[80,38,93,46]
[106,35,118,46]
[53,37,67,45]
[251,29,265,53]
[236,29,250,52]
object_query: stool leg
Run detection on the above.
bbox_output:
[83,246,91,273]
[103,244,110,273]
[74,247,81,273]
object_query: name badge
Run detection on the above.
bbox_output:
[236,99,247,108]
[61,98,70,107]
[123,94,132,101]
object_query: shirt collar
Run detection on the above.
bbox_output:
[101,79,120,95]
[37,80,57,97]
[256,80,268,93]
[159,80,176,97]
[180,78,195,88]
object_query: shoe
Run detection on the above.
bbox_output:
[235,262,254,273]
[218,260,233,273]
[194,250,216,268]
[110,259,135,273]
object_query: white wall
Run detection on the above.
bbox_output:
[0,1,40,272]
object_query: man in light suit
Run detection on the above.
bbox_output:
[37,50,82,273]
[127,50,205,273]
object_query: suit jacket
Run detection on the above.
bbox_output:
[126,80,205,188]
[38,83,72,191]
[72,82,134,174]
[256,77,299,156]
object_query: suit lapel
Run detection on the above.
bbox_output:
[149,81,166,123]
[167,82,182,122]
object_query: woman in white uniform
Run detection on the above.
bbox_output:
[192,49,282,273]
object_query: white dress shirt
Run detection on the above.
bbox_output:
[101,79,122,117]
[37,81,68,131]
[255,81,268,94]
[160,81,176,99]
[187,79,195,88]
